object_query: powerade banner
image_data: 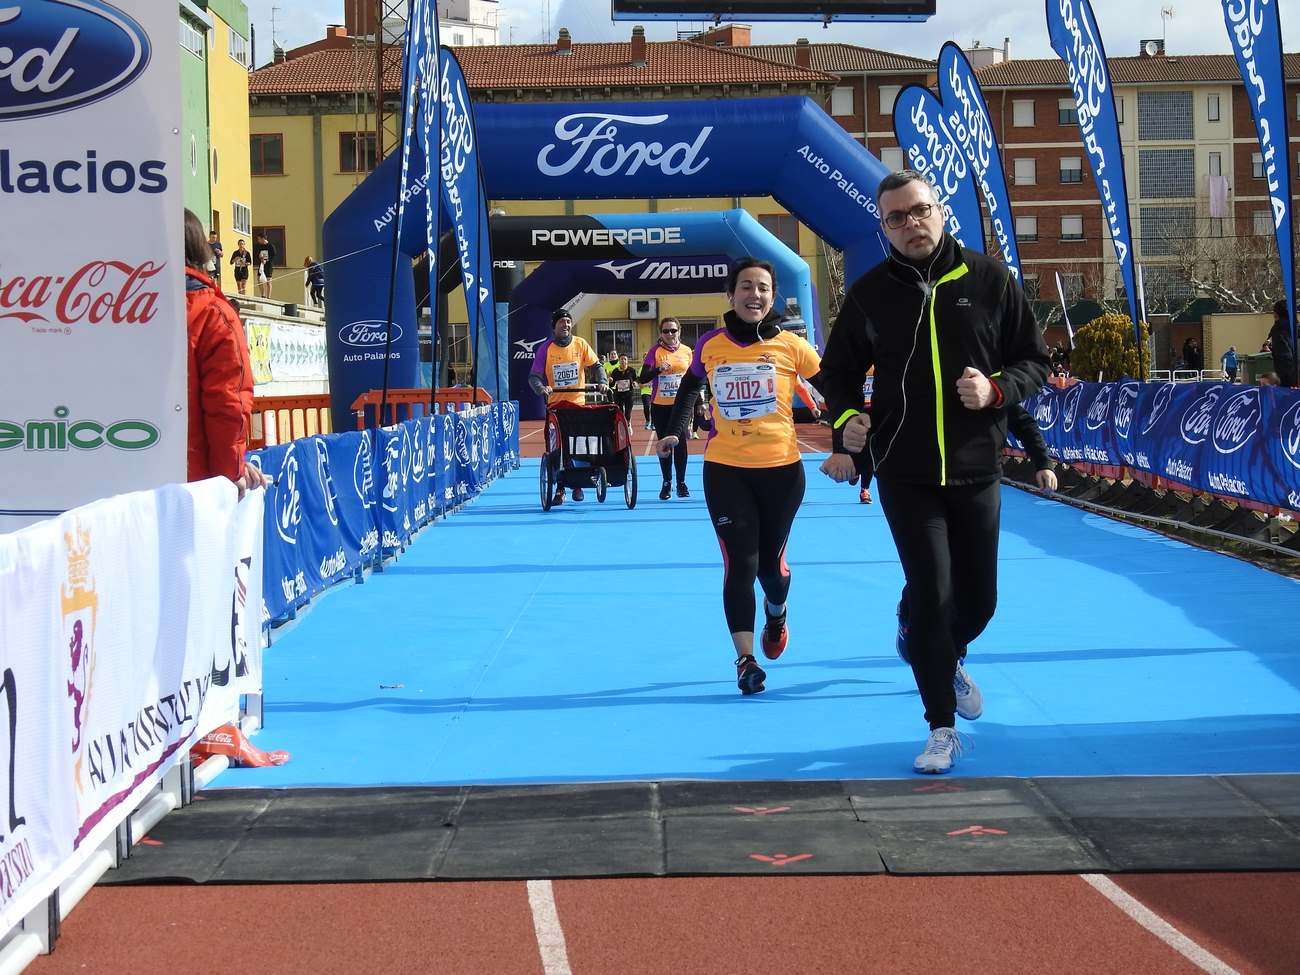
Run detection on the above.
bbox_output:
[1024,381,1300,511]
[438,48,500,400]
[1221,0,1295,350]
[248,404,519,623]
[938,42,1021,281]
[0,0,184,531]
[504,212,816,419]
[1046,0,1141,337]
[892,84,985,251]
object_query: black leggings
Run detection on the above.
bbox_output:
[614,391,635,419]
[703,460,805,635]
[640,393,652,422]
[652,403,688,484]
[876,477,1000,729]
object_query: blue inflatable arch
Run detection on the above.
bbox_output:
[323,95,890,429]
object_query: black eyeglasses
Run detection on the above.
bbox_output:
[883,203,936,230]
[661,328,679,334]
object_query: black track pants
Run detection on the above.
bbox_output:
[703,460,805,635]
[652,403,688,484]
[876,477,1000,729]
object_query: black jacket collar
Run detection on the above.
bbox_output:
[723,308,783,345]
[885,233,962,288]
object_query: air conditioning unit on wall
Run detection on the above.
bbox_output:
[629,298,658,320]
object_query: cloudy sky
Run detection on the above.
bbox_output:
[244,1,1297,68]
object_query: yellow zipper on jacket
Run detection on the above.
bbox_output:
[928,264,969,486]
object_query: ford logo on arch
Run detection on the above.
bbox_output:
[339,319,403,348]
[0,1,151,120]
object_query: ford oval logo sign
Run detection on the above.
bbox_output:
[0,1,151,120]
[339,319,403,348]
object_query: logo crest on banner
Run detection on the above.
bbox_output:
[1062,383,1084,433]
[314,438,338,526]
[381,433,402,513]
[339,320,402,349]
[1212,387,1260,455]
[1180,387,1222,446]
[1114,382,1139,441]
[352,432,374,509]
[1085,384,1113,431]
[1281,399,1300,471]
[274,443,302,544]
[0,1,152,120]
[1034,391,1060,431]
[455,417,471,465]
[411,422,426,483]
[61,519,98,810]
[1142,383,1175,435]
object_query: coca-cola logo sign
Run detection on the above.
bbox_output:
[339,319,403,348]
[0,1,151,121]
[0,259,162,329]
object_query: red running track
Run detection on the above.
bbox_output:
[31,873,1300,974]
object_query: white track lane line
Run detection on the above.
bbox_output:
[1080,874,1241,975]
[527,879,573,975]
[520,427,542,440]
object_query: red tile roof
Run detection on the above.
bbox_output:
[976,53,1300,88]
[249,39,838,96]
[744,43,933,74]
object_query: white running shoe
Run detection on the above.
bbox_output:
[913,727,966,774]
[953,660,983,721]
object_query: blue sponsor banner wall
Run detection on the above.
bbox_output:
[1023,382,1300,510]
[248,403,520,626]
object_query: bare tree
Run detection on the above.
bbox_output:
[1161,218,1295,314]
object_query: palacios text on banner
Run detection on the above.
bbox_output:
[1221,0,1295,350]
[937,42,1022,282]
[891,83,986,252]
[438,47,500,400]
[0,1,184,532]
[1046,0,1143,349]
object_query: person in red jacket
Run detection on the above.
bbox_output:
[184,209,265,497]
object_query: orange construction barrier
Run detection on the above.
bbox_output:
[249,393,332,449]
[351,387,492,429]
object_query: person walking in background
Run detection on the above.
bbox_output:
[304,257,325,306]
[656,258,828,697]
[609,353,638,420]
[229,239,251,296]
[255,234,276,299]
[639,377,653,430]
[640,316,694,500]
[1221,346,1239,383]
[819,171,1049,774]
[183,210,265,499]
[1268,300,1296,388]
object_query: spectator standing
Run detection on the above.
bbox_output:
[1221,345,1239,383]
[1267,300,1296,387]
[207,231,223,279]
[183,210,264,498]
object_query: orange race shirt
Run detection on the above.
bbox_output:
[643,343,693,406]
[689,328,821,468]
[530,335,598,405]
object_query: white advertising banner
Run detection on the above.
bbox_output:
[0,479,262,935]
[0,1,185,532]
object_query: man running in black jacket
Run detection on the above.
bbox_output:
[819,171,1050,774]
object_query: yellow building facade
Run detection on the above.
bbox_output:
[205,4,253,296]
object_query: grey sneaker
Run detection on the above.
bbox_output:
[953,660,983,720]
[913,727,966,774]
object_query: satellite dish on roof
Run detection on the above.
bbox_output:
[1143,39,1160,56]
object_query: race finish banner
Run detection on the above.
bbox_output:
[1221,0,1295,351]
[0,1,185,532]
[1046,0,1142,348]
[937,42,1021,281]
[892,83,985,251]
